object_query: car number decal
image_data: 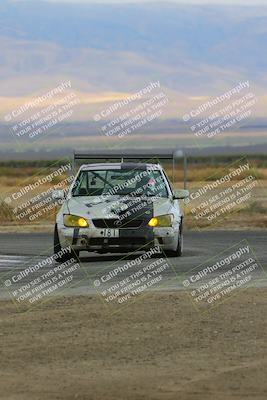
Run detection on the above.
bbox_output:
[103,229,119,238]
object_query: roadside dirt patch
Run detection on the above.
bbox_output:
[0,289,266,400]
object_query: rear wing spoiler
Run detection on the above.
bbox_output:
[73,149,187,189]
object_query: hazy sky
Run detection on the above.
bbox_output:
[27,0,267,4]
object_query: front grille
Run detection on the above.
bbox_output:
[93,219,142,229]
[89,237,147,246]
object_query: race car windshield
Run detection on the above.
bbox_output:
[72,169,169,198]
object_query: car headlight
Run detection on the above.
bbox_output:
[148,214,173,227]
[63,214,89,228]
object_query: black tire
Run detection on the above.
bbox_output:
[165,225,183,258]
[54,225,79,263]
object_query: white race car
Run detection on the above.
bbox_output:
[53,155,189,261]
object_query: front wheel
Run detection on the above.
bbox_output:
[54,225,79,263]
[165,226,183,258]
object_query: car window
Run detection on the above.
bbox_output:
[72,169,169,197]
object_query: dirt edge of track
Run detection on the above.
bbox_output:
[0,288,266,400]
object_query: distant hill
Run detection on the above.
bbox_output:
[0,0,266,153]
[0,1,267,95]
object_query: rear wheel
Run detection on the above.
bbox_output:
[54,225,79,263]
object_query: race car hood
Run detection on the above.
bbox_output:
[65,195,173,219]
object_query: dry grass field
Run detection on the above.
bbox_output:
[0,160,266,231]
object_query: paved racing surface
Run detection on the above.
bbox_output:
[0,230,266,300]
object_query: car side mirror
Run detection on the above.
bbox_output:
[52,189,65,200]
[173,189,189,200]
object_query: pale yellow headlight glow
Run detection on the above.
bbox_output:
[148,214,173,228]
[63,214,89,228]
[148,217,159,227]
[77,217,89,227]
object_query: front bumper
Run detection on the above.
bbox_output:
[58,225,179,253]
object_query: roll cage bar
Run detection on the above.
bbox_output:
[73,149,187,189]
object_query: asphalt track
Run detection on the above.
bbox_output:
[0,230,266,302]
